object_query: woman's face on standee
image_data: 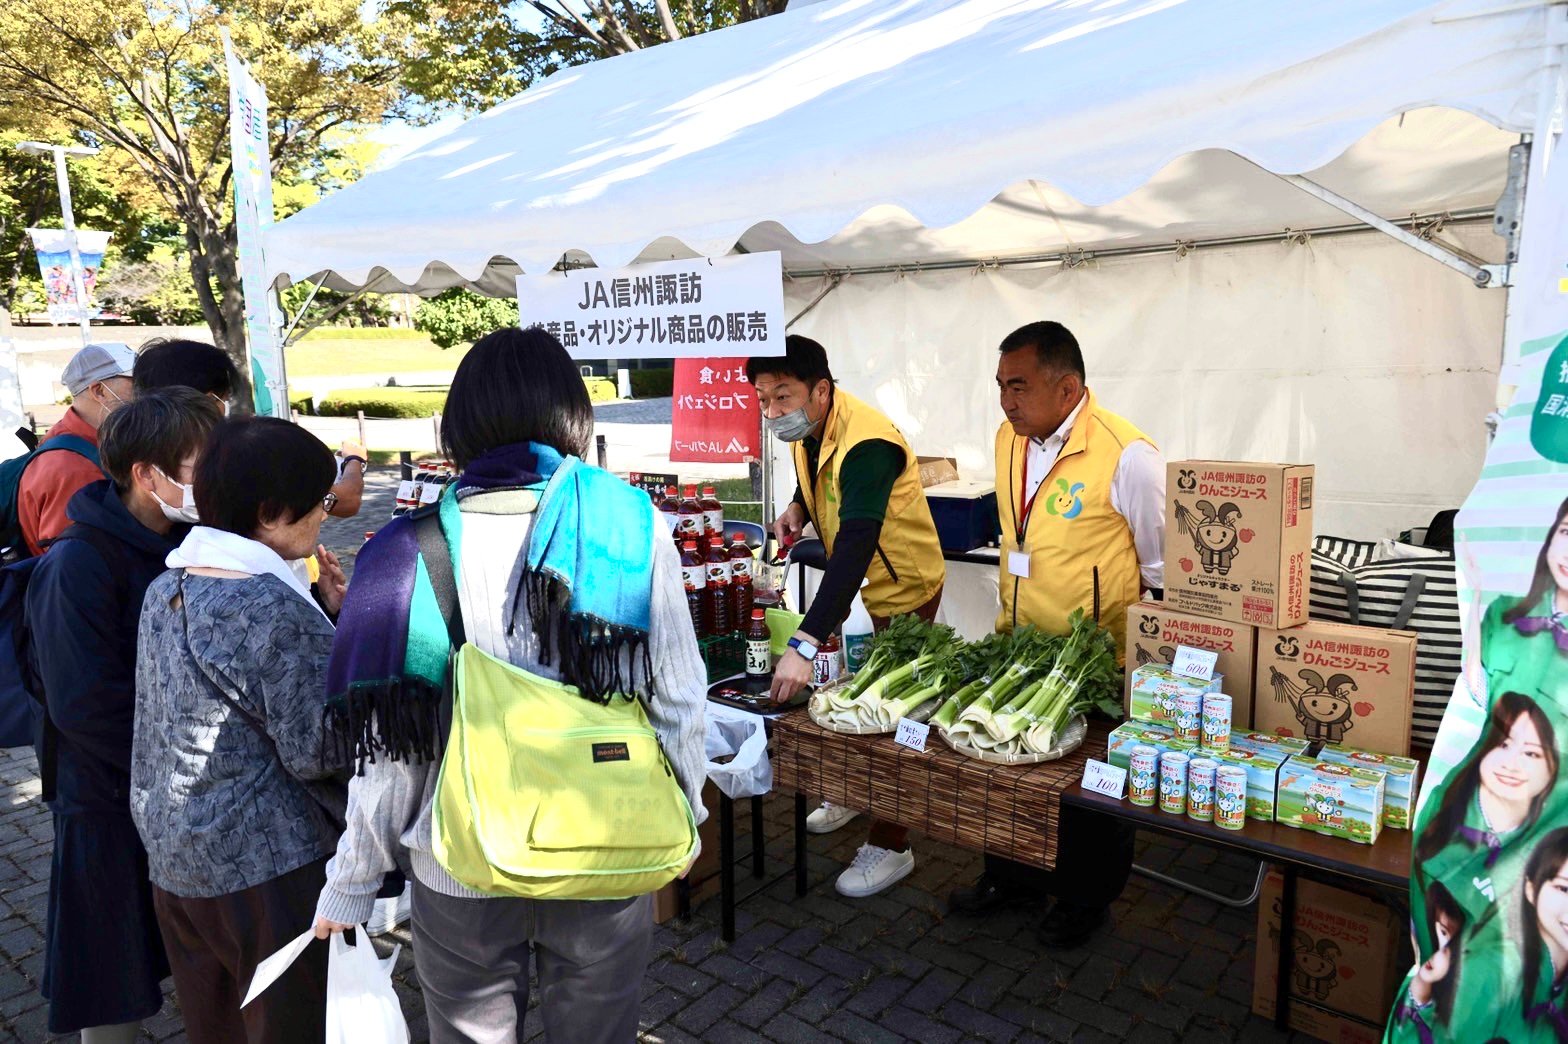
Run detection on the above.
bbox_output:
[1417,915,1457,984]
[1549,517,1568,596]
[1530,863,1568,962]
[1481,711,1553,806]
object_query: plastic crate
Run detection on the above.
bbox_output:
[698,632,745,684]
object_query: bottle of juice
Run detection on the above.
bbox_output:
[677,485,703,547]
[700,485,724,543]
[745,608,771,693]
[658,485,681,537]
[680,539,707,637]
[728,533,753,626]
[705,538,733,636]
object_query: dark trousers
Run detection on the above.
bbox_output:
[865,585,944,853]
[984,805,1135,911]
[152,857,330,1044]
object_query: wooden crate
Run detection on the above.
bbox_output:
[771,712,1110,870]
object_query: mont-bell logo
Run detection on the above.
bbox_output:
[592,742,630,764]
[1176,468,1198,493]
[1276,635,1300,659]
[1139,614,1160,637]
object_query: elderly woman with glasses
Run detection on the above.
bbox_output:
[130,417,352,1044]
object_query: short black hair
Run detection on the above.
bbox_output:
[98,387,222,491]
[745,334,834,387]
[194,417,336,536]
[998,321,1085,380]
[441,326,594,468]
[134,338,241,398]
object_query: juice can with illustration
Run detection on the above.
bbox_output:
[1186,757,1218,822]
[1158,751,1189,815]
[1128,746,1159,807]
[1216,766,1248,830]
[1200,694,1232,752]
[1173,693,1203,744]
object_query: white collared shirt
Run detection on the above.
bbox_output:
[1023,393,1166,590]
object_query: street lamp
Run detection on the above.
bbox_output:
[15,141,101,346]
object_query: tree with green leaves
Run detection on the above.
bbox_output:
[415,289,520,349]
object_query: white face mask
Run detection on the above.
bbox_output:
[153,467,200,524]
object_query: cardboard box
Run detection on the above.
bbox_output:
[1165,461,1314,629]
[1275,758,1386,844]
[1253,620,1418,756]
[1208,743,1290,821]
[1106,720,1197,771]
[652,781,722,924]
[1126,600,1257,727]
[1127,663,1225,728]
[1254,868,1405,1042]
[916,455,961,487]
[1315,744,1421,830]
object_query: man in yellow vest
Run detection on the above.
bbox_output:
[948,320,1166,948]
[749,335,946,898]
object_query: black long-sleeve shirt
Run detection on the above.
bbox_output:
[796,436,902,641]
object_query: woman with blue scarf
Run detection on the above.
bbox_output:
[311,328,707,1043]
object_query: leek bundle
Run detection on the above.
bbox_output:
[810,615,958,729]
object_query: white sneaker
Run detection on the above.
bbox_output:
[366,882,412,936]
[834,844,915,898]
[806,802,861,835]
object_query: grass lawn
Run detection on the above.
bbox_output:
[285,334,468,377]
[713,477,763,523]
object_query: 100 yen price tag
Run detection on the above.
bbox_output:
[894,719,930,752]
[1082,759,1127,799]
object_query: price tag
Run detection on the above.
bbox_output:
[1082,759,1127,799]
[1007,551,1032,579]
[894,718,930,752]
[1171,645,1218,682]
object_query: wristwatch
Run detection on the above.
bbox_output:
[787,636,819,662]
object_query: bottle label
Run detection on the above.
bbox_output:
[813,649,839,687]
[395,480,416,501]
[703,509,724,536]
[732,559,752,580]
[677,514,700,536]
[706,560,733,587]
[661,511,680,535]
[681,565,706,592]
[845,633,871,673]
[746,638,771,676]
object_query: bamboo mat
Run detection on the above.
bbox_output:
[771,711,1111,870]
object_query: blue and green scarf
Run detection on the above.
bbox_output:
[324,442,657,770]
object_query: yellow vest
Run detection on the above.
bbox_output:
[792,389,945,618]
[995,391,1152,661]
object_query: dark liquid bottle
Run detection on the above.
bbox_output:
[745,608,771,693]
[729,532,753,626]
[705,538,732,636]
[659,485,681,539]
[680,539,707,637]
[700,485,724,544]
[677,485,703,550]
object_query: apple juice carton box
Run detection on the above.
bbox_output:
[1208,743,1290,822]
[1126,600,1258,727]
[1127,663,1224,728]
[1275,758,1385,845]
[1164,461,1314,629]
[1314,744,1420,830]
[1106,720,1197,771]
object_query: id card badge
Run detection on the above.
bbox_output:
[1007,551,1032,579]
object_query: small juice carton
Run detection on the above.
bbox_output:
[1208,743,1289,822]
[1128,664,1225,728]
[1107,720,1198,772]
[1275,758,1385,845]
[1314,744,1420,830]
[1229,731,1311,758]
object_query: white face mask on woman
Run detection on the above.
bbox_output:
[153,467,200,524]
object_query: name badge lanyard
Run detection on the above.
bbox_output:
[1013,436,1044,547]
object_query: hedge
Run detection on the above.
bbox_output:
[314,376,616,418]
[630,368,674,398]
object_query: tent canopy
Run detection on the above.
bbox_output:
[264,0,1548,295]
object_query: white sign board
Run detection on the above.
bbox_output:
[516,253,785,360]
[893,718,930,752]
[1170,645,1218,683]
[1081,759,1127,799]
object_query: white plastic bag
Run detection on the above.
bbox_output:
[327,931,409,1044]
[242,926,409,1044]
[704,705,772,799]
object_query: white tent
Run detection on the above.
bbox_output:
[265,0,1562,541]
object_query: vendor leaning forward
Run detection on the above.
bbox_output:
[749,335,946,898]
[949,321,1166,948]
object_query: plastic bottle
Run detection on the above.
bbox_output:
[700,485,724,544]
[680,539,707,637]
[417,463,442,506]
[745,608,771,693]
[729,532,754,627]
[659,485,680,537]
[677,485,703,547]
[813,634,842,688]
[363,531,376,545]
[393,471,417,516]
[705,538,733,636]
[409,465,427,507]
[842,580,874,675]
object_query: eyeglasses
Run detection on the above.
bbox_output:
[322,492,339,515]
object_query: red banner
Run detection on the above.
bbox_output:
[670,357,759,463]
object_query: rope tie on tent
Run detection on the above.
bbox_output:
[1282,228,1313,247]
[1061,249,1095,270]
[1173,239,1195,259]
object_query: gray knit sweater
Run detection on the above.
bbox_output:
[316,488,709,924]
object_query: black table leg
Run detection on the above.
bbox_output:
[751,796,766,879]
[1276,864,1297,1032]
[795,792,808,897]
[675,875,691,920]
[721,792,736,942]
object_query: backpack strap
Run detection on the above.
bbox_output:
[414,507,465,647]
[35,433,100,469]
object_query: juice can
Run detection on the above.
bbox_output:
[1201,694,1233,752]
[1187,758,1218,822]
[1216,766,1248,830]
[1128,746,1159,807]
[1158,751,1189,815]
[1173,693,1203,744]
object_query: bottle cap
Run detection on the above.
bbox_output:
[682,540,698,551]
[703,485,716,495]
[752,608,766,619]
[684,485,697,496]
